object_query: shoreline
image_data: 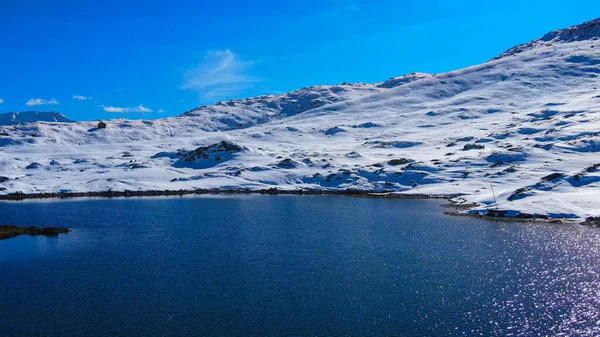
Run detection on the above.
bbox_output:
[0,188,455,201]
[443,210,577,224]
[1,189,595,225]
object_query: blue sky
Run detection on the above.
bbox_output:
[1,0,599,121]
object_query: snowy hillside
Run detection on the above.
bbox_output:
[181,72,432,131]
[0,111,74,126]
[1,18,600,219]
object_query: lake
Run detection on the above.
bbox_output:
[1,195,599,336]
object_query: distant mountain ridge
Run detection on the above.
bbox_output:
[0,111,74,126]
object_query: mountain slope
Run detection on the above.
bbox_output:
[1,18,600,219]
[180,72,432,131]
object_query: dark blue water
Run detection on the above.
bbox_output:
[1,196,599,336]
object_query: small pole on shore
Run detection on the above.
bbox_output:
[491,184,498,210]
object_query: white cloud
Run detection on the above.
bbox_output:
[135,104,153,113]
[26,98,59,106]
[102,104,154,113]
[0,99,3,104]
[73,95,92,101]
[182,49,258,101]
[157,108,165,113]
[102,106,130,113]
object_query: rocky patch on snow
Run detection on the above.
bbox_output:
[173,141,246,169]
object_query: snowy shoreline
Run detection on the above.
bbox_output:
[0,188,453,201]
[1,188,590,224]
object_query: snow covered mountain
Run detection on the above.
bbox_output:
[1,18,600,219]
[0,111,74,126]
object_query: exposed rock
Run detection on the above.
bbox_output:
[173,141,244,169]
[541,172,564,181]
[483,209,511,217]
[25,162,43,169]
[581,217,600,226]
[387,158,414,166]
[117,163,149,169]
[0,225,70,240]
[276,158,300,169]
[508,187,533,201]
[368,141,422,148]
[533,143,554,150]
[585,163,600,172]
[353,122,381,128]
[152,150,187,159]
[485,151,528,164]
[325,127,346,135]
[462,143,485,151]
[377,72,432,88]
[457,136,475,142]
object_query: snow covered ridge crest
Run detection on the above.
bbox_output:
[494,17,600,60]
[0,111,74,126]
[180,72,432,131]
[2,18,600,220]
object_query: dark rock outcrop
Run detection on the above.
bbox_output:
[25,162,43,169]
[508,187,533,201]
[541,172,564,182]
[387,158,414,166]
[276,158,300,169]
[173,141,245,169]
[581,217,600,226]
[0,225,70,240]
[462,143,485,151]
